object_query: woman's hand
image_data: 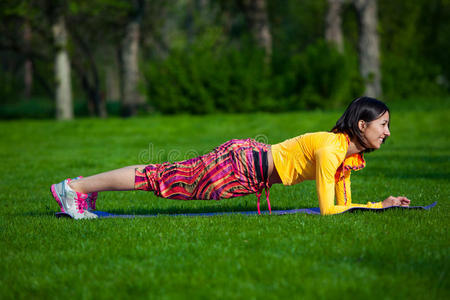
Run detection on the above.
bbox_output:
[382,196,411,208]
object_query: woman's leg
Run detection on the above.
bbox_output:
[69,165,147,194]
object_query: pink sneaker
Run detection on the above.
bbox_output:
[50,178,97,219]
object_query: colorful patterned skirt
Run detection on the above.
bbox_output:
[135,139,270,211]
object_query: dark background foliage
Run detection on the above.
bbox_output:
[0,0,448,118]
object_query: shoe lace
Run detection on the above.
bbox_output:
[70,176,97,212]
[75,192,89,213]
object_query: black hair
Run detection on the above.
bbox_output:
[331,97,390,153]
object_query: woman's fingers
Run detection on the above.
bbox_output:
[397,196,411,206]
[382,196,411,208]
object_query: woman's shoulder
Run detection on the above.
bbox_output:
[302,131,347,147]
[300,132,347,159]
[274,131,347,155]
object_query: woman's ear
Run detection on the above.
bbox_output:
[358,120,366,132]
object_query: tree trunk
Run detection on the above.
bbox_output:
[120,20,140,117]
[241,0,272,63]
[52,15,73,120]
[354,0,382,98]
[105,61,120,102]
[70,28,107,118]
[120,0,146,117]
[325,0,344,53]
[23,20,33,99]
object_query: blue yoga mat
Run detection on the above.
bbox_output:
[55,202,437,219]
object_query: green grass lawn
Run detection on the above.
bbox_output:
[0,100,449,299]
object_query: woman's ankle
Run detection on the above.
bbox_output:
[69,180,86,194]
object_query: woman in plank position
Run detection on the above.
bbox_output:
[50,97,410,219]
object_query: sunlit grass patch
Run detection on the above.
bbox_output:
[0,101,448,299]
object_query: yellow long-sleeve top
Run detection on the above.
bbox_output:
[271,131,383,215]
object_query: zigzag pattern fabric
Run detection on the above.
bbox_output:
[135,139,269,200]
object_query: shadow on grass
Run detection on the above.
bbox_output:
[15,203,316,218]
[19,203,437,218]
[19,210,57,217]
[97,203,312,216]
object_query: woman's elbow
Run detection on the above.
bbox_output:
[319,206,334,216]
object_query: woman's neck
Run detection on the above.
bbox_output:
[346,138,365,157]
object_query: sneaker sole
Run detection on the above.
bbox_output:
[55,212,73,219]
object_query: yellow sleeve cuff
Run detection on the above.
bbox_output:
[321,201,384,215]
[366,201,384,209]
[348,201,384,209]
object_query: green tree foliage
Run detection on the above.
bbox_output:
[378,0,449,99]
[143,28,273,114]
[0,0,448,117]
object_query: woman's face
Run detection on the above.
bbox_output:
[360,111,391,149]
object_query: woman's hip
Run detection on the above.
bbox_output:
[135,138,270,200]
